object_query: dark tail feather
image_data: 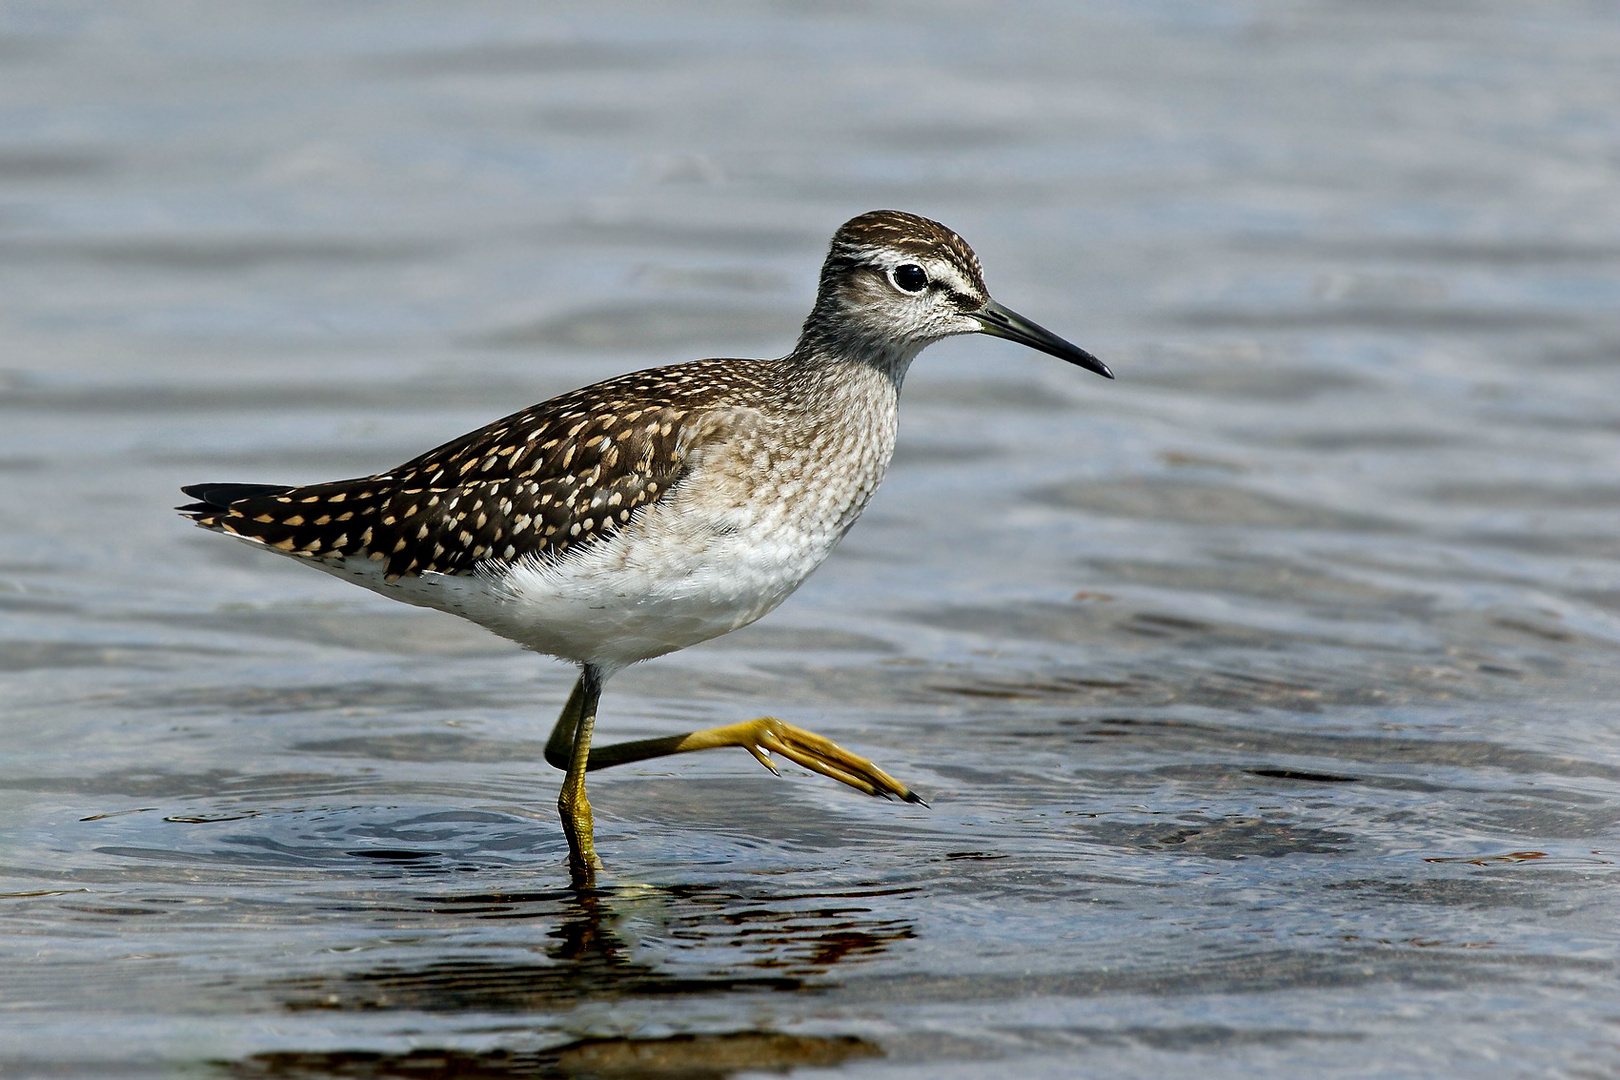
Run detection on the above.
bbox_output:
[179,477,390,565]
[178,482,294,514]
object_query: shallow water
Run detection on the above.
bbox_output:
[3,2,1620,1077]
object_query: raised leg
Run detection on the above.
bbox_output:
[542,683,921,805]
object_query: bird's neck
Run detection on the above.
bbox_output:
[787,325,927,392]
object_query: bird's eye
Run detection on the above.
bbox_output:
[889,263,929,294]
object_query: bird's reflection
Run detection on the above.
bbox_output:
[272,879,912,1013]
[232,881,906,1077]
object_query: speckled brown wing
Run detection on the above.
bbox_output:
[365,397,697,578]
[179,367,751,579]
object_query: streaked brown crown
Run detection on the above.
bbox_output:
[824,210,985,285]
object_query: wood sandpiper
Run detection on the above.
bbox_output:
[180,210,1112,882]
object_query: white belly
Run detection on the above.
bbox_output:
[463,498,837,671]
[310,479,852,675]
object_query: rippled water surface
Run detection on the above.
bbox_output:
[4,3,1620,1077]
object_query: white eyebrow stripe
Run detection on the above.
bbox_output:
[927,261,975,297]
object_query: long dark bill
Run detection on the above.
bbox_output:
[973,299,1113,379]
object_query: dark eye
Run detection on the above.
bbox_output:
[889,263,928,294]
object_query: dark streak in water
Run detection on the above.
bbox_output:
[1248,768,1361,783]
[0,236,445,270]
[1170,305,1583,333]
[222,1032,881,1080]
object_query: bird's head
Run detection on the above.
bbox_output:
[800,209,1112,380]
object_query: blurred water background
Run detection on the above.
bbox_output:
[2,2,1619,1077]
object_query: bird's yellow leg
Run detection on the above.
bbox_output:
[573,716,924,805]
[552,666,605,883]
[542,675,923,871]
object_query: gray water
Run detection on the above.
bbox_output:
[3,2,1620,1077]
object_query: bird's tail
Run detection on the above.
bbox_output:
[178,479,389,564]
